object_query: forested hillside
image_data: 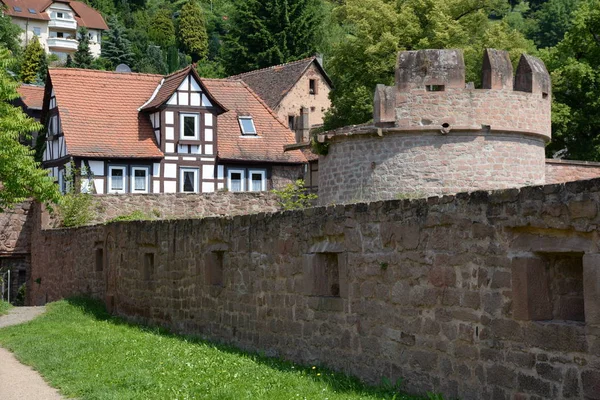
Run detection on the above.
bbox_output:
[2,0,600,161]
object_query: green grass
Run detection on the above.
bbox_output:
[0,300,12,315]
[0,298,429,400]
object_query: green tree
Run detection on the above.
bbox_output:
[149,9,176,48]
[221,0,325,75]
[323,0,536,130]
[544,0,600,160]
[20,37,45,84]
[73,27,94,69]
[0,47,61,211]
[101,17,134,69]
[178,0,209,61]
[528,0,581,48]
[0,6,21,54]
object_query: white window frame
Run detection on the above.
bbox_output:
[180,113,199,140]
[180,167,199,193]
[58,169,66,194]
[238,116,257,135]
[108,166,127,194]
[227,168,245,192]
[248,169,267,192]
[130,167,150,194]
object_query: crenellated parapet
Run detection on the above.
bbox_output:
[374,49,551,140]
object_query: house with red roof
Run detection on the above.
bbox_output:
[41,66,307,194]
[1,0,107,59]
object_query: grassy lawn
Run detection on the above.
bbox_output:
[0,299,12,315]
[0,298,433,400]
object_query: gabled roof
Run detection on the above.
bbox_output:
[46,68,164,159]
[140,65,226,112]
[17,84,45,110]
[229,57,333,110]
[1,0,107,30]
[203,79,306,164]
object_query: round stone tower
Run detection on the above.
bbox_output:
[317,49,551,205]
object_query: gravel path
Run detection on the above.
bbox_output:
[0,306,66,400]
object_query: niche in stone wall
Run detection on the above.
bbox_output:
[303,242,347,303]
[512,253,585,322]
[205,251,224,287]
[144,253,154,281]
[95,248,104,272]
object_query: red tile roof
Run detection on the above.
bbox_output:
[229,57,333,110]
[1,0,107,29]
[17,84,45,110]
[46,68,306,164]
[47,68,163,159]
[203,79,306,163]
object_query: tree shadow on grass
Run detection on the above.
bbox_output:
[63,297,427,400]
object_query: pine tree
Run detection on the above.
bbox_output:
[20,37,45,84]
[221,0,325,75]
[101,17,134,68]
[149,9,175,49]
[177,0,209,61]
[0,47,61,211]
[72,27,93,69]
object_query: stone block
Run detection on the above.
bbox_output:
[582,369,600,400]
[482,49,513,90]
[487,364,517,388]
[584,254,600,325]
[512,257,552,320]
[517,373,552,397]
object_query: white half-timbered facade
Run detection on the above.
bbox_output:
[41,66,307,195]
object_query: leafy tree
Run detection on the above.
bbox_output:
[544,0,600,160]
[0,6,21,54]
[178,0,209,61]
[0,47,61,211]
[73,27,94,68]
[136,44,167,74]
[149,9,176,48]
[528,0,581,48]
[323,0,536,130]
[101,17,135,68]
[221,0,325,75]
[20,37,45,83]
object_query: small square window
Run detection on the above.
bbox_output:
[33,27,41,36]
[248,169,266,192]
[180,168,198,193]
[56,12,64,18]
[131,167,149,193]
[180,113,199,140]
[239,117,256,135]
[109,166,126,193]
[228,169,245,192]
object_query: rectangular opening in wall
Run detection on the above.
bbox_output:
[543,253,585,322]
[426,85,445,92]
[206,251,224,286]
[95,248,103,272]
[144,253,154,281]
[313,253,340,297]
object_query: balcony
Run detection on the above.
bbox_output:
[47,37,78,51]
[48,18,77,30]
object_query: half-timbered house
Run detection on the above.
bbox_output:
[41,66,307,194]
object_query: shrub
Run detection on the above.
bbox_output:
[272,179,317,210]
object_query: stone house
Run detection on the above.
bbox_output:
[230,56,333,142]
[1,0,107,59]
[41,65,307,194]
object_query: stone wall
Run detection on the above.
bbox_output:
[0,201,33,256]
[546,160,600,185]
[29,178,600,400]
[319,130,546,204]
[48,192,280,227]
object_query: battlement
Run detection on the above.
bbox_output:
[374,49,551,140]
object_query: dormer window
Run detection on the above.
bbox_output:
[239,116,256,135]
[13,6,22,12]
[180,113,199,140]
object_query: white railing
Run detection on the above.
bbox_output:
[48,19,77,30]
[47,37,78,51]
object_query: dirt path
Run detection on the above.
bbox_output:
[0,306,65,400]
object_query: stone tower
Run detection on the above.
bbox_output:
[318,49,551,204]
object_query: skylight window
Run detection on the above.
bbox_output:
[28,8,36,14]
[13,6,22,12]
[239,116,257,135]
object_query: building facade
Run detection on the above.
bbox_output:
[1,0,107,58]
[41,66,307,195]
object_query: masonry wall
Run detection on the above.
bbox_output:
[48,192,280,227]
[546,160,600,185]
[319,130,546,204]
[29,178,600,400]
